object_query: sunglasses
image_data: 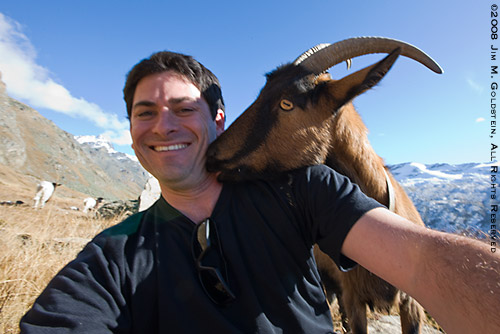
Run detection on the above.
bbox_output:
[192,218,236,306]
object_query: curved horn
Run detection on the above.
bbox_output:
[293,36,443,74]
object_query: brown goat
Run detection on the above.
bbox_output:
[206,37,442,334]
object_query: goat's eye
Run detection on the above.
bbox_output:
[280,99,294,111]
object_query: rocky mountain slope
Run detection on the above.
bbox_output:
[0,74,148,201]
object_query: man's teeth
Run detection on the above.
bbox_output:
[154,144,188,152]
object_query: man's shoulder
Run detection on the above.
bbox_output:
[289,164,344,182]
[100,211,146,238]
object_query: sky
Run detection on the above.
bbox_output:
[0,1,489,165]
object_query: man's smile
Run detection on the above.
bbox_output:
[152,143,189,152]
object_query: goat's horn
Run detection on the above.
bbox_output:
[293,37,443,74]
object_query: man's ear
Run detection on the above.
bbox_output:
[215,109,225,136]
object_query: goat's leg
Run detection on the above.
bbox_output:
[321,278,350,333]
[342,288,368,334]
[319,269,341,305]
[399,292,423,334]
[33,197,40,209]
[317,267,350,332]
[336,294,351,333]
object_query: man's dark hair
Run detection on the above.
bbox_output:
[123,51,225,120]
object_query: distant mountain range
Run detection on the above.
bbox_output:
[390,162,490,234]
[75,135,138,162]
[75,134,150,197]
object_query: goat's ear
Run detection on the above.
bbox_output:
[329,48,401,107]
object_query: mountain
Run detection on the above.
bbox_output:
[75,135,149,195]
[0,73,148,201]
[389,162,490,235]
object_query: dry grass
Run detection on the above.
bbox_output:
[0,203,122,333]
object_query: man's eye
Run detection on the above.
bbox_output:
[136,110,153,117]
[179,108,195,113]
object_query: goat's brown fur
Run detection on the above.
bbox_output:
[316,104,425,334]
[207,49,428,333]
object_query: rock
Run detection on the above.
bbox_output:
[96,199,139,219]
[367,315,443,334]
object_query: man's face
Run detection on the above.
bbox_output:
[130,71,224,191]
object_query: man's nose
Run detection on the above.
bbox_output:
[152,110,179,134]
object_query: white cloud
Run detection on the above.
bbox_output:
[476,117,485,123]
[101,129,132,146]
[467,78,483,94]
[0,13,130,146]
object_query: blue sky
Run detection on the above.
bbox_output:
[0,1,488,164]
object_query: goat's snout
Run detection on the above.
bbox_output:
[205,145,221,172]
[206,147,256,182]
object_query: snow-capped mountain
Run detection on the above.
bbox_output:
[76,135,117,153]
[389,162,490,236]
[74,135,149,193]
[75,135,138,162]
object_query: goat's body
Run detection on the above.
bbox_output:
[83,198,96,213]
[312,104,425,333]
[33,181,57,209]
[83,197,103,213]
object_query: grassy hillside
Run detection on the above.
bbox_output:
[0,200,123,333]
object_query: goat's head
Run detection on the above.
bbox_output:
[206,37,442,181]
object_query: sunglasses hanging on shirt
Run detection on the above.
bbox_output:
[192,218,236,306]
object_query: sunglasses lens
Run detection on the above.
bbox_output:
[192,218,235,305]
[199,268,235,305]
[193,220,209,256]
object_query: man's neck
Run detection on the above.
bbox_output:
[159,174,223,224]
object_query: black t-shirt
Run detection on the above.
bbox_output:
[20,165,382,333]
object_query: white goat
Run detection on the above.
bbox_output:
[33,181,60,209]
[83,197,103,213]
[139,176,161,211]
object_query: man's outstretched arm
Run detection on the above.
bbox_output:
[342,207,500,334]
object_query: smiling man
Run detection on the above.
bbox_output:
[20,51,500,334]
[130,70,224,222]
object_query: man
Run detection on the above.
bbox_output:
[21,51,500,333]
